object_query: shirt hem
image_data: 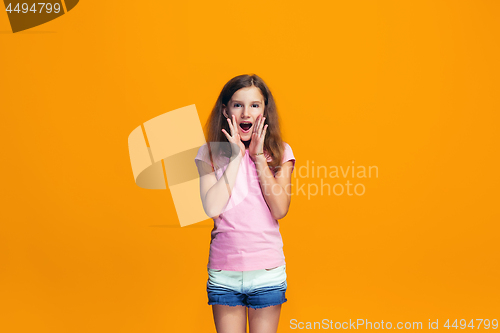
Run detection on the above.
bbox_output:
[207,260,286,272]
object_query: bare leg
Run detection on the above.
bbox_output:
[248,304,282,333]
[212,304,247,333]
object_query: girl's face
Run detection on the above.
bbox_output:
[223,86,265,142]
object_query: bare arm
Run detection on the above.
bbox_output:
[196,151,243,219]
[254,158,294,220]
[197,114,247,219]
[247,114,294,220]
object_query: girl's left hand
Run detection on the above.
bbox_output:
[249,114,268,162]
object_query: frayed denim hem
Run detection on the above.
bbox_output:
[246,299,287,309]
[208,302,244,307]
[208,299,287,309]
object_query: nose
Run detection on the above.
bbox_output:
[242,105,251,118]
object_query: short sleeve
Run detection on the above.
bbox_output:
[282,142,295,171]
[194,144,214,176]
[194,143,211,164]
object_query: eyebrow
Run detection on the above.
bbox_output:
[232,100,262,104]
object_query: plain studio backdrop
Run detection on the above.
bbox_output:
[1,1,499,332]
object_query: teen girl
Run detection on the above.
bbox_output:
[195,74,295,333]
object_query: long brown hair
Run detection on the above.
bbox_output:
[204,74,284,172]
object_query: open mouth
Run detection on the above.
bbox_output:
[239,122,253,133]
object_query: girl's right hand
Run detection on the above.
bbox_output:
[221,114,246,158]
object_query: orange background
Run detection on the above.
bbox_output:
[1,1,499,332]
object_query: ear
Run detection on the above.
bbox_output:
[222,107,229,119]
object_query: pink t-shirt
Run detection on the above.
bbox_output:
[195,142,295,271]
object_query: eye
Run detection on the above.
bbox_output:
[233,103,242,107]
[252,104,260,108]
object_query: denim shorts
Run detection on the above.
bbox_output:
[207,264,287,309]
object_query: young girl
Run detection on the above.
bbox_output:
[195,74,295,333]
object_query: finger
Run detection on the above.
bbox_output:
[232,115,240,137]
[231,114,239,136]
[227,118,234,136]
[262,124,268,138]
[258,116,266,136]
[254,114,261,134]
[252,115,258,134]
[227,117,235,136]
[221,128,231,141]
